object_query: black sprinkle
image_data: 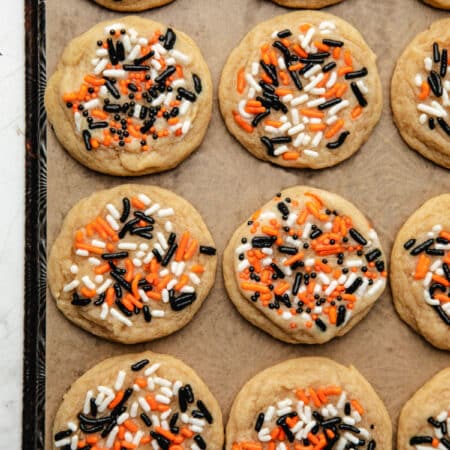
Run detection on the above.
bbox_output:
[82,130,92,151]
[326,131,350,149]
[131,359,149,371]
[350,82,368,107]
[349,228,368,246]
[193,74,202,94]
[345,67,368,80]
[199,246,217,256]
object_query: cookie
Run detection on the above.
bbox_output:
[219,11,382,169]
[270,0,344,8]
[45,17,212,176]
[398,367,450,450]
[52,351,224,450]
[391,20,450,168]
[223,186,387,344]
[391,194,450,350]
[227,357,392,450]
[422,0,450,10]
[92,0,175,12]
[48,184,217,344]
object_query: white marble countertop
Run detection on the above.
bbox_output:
[0,0,25,448]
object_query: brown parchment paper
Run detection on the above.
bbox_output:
[45,0,450,447]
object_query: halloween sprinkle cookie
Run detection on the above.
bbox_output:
[422,0,450,10]
[226,357,392,450]
[45,17,212,176]
[398,367,450,450]
[219,11,382,169]
[223,186,387,344]
[392,19,450,168]
[52,351,224,450]
[391,194,450,350]
[48,185,217,344]
[92,0,175,12]
[270,0,344,8]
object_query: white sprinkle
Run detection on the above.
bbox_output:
[97,279,112,295]
[274,145,289,156]
[245,73,262,92]
[110,308,132,326]
[357,79,369,94]
[114,370,126,391]
[329,99,349,116]
[311,131,323,147]
[94,58,108,75]
[129,401,138,418]
[83,390,93,414]
[103,69,127,79]
[304,64,321,79]
[152,310,165,318]
[307,97,326,108]
[251,62,259,76]
[303,149,319,157]
[424,56,433,71]
[145,204,160,215]
[81,276,96,290]
[367,279,385,297]
[92,239,106,249]
[419,113,428,125]
[291,94,309,106]
[100,303,109,320]
[170,49,190,64]
[157,232,168,250]
[63,280,80,292]
[55,438,71,447]
[301,27,315,49]
[138,396,150,412]
[106,214,120,231]
[326,71,337,89]
[414,74,423,87]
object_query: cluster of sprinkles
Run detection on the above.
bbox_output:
[62,192,216,327]
[53,358,215,450]
[232,385,376,450]
[403,226,450,325]
[234,191,387,333]
[415,41,450,136]
[410,410,450,449]
[233,21,371,161]
[62,23,202,152]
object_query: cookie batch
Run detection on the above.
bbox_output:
[44,2,450,450]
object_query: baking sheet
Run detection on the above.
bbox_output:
[45,0,450,447]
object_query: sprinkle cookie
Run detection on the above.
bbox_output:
[392,19,450,168]
[48,185,217,344]
[226,357,392,450]
[223,186,387,344]
[398,367,450,450]
[270,0,344,8]
[45,17,212,176]
[422,0,450,10]
[92,0,175,12]
[219,11,382,169]
[391,194,450,350]
[52,351,224,450]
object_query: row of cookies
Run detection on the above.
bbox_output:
[51,350,450,450]
[45,12,450,177]
[48,184,450,350]
[92,0,450,12]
